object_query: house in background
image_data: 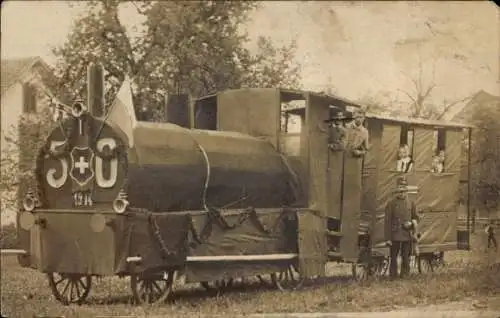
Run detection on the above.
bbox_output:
[440,89,500,221]
[1,56,62,225]
[439,90,500,124]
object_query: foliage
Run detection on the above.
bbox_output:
[469,97,500,213]
[0,102,56,218]
[51,0,301,120]
[0,224,17,249]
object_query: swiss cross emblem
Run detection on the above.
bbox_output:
[70,147,95,186]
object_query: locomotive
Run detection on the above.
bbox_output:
[12,63,473,305]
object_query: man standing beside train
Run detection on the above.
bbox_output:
[384,177,420,279]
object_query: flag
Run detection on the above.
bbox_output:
[106,76,137,148]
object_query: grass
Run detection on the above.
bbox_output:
[0,223,17,249]
[1,234,499,318]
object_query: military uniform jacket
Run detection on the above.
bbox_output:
[384,197,419,242]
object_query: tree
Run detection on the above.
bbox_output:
[397,58,474,119]
[469,97,500,215]
[0,103,56,220]
[51,0,301,119]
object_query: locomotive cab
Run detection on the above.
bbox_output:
[192,88,367,271]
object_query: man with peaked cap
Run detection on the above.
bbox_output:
[324,111,351,151]
[345,109,369,157]
[384,176,420,278]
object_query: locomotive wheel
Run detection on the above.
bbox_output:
[200,278,234,292]
[274,264,305,291]
[130,270,174,305]
[256,273,278,288]
[47,273,92,305]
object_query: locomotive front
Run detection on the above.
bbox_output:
[17,83,298,278]
[17,101,129,275]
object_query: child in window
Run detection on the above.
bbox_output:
[396,144,414,173]
[431,150,445,173]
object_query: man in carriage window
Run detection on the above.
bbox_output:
[324,111,351,151]
[345,109,369,157]
[396,144,414,173]
[384,176,420,279]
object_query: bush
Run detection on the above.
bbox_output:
[0,224,17,249]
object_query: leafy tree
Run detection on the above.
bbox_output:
[0,102,56,222]
[51,0,301,119]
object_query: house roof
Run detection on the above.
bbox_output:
[1,56,55,97]
[440,90,500,122]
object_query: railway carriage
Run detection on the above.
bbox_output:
[9,63,473,305]
[355,113,473,277]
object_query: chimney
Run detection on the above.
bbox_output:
[87,62,105,118]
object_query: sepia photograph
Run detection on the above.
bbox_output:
[0,1,499,317]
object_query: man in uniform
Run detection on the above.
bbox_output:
[384,177,420,278]
[345,109,369,157]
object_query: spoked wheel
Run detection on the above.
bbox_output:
[417,255,435,274]
[200,278,234,292]
[47,273,92,305]
[352,263,369,281]
[352,258,389,281]
[130,270,175,305]
[274,264,305,291]
[256,273,278,288]
[374,258,389,277]
[409,255,421,274]
[431,253,445,271]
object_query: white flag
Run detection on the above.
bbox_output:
[106,76,137,148]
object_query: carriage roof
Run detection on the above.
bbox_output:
[366,113,474,129]
[196,88,364,109]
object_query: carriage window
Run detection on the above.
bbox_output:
[399,125,414,156]
[396,125,414,173]
[280,100,305,133]
[432,128,446,173]
[282,113,303,133]
[279,100,305,156]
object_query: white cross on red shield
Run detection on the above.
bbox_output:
[70,146,95,187]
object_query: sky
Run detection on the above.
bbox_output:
[1,1,499,106]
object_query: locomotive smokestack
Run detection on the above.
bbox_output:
[87,62,105,118]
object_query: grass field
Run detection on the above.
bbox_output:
[1,234,499,318]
